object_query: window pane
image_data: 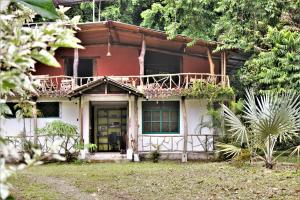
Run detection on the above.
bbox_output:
[143,111,151,121]
[143,122,151,132]
[162,111,169,121]
[170,111,178,121]
[170,122,178,132]
[152,122,160,132]
[162,122,169,132]
[152,111,160,121]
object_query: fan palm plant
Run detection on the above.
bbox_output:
[219,90,300,169]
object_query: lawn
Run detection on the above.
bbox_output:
[10,161,300,200]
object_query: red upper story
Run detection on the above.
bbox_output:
[34,21,223,78]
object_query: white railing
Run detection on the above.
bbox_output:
[138,134,218,153]
[32,73,230,97]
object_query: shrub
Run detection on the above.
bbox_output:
[39,120,80,162]
[150,144,161,163]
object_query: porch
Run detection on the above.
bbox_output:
[32,73,230,97]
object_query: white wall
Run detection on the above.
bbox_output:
[137,98,214,152]
[0,99,79,137]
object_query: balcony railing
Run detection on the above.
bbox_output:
[32,73,230,97]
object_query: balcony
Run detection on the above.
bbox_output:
[32,73,230,98]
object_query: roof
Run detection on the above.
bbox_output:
[68,77,143,97]
[76,20,221,58]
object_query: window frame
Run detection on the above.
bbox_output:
[142,101,180,134]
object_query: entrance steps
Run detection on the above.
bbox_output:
[86,152,128,163]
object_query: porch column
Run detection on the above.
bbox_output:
[79,96,83,143]
[133,96,139,154]
[182,96,188,162]
[138,36,146,87]
[206,47,215,75]
[127,95,139,160]
[221,51,227,86]
[73,48,79,89]
[33,102,38,145]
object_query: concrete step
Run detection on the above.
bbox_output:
[86,152,128,163]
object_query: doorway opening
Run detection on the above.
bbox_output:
[65,58,94,84]
[90,101,128,153]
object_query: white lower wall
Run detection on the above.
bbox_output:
[1,95,215,154]
[0,99,79,137]
[137,98,214,152]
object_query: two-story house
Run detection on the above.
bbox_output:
[1,21,235,161]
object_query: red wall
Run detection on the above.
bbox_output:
[33,50,65,76]
[34,45,215,76]
[62,45,140,76]
[182,56,210,73]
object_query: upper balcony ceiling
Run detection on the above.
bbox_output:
[76,21,220,57]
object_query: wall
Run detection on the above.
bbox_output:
[182,56,210,73]
[34,45,218,77]
[0,99,79,137]
[61,45,140,76]
[137,98,214,153]
[33,49,65,76]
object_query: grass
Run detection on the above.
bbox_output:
[10,161,300,200]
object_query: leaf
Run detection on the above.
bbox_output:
[31,49,60,67]
[17,0,59,19]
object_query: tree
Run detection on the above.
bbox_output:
[140,0,300,93]
[219,90,300,169]
[65,0,162,25]
[0,0,82,198]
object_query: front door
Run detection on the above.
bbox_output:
[94,108,127,152]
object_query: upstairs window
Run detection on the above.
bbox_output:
[142,101,179,134]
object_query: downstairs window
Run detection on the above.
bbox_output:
[142,101,179,134]
[37,102,60,118]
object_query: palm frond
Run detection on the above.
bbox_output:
[290,145,300,158]
[222,104,248,145]
[216,143,242,158]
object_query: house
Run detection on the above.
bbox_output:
[1,21,240,161]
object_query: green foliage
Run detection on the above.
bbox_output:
[150,150,161,163]
[184,80,234,103]
[150,144,161,163]
[220,89,300,169]
[76,143,97,152]
[0,2,82,99]
[0,1,81,199]
[240,28,300,93]
[66,0,161,25]
[17,0,59,19]
[39,120,77,137]
[140,0,300,93]
[39,120,79,162]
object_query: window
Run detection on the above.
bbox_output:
[37,102,60,118]
[3,102,17,118]
[142,101,179,134]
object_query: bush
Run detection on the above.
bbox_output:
[39,120,80,162]
[149,144,161,163]
[150,150,161,163]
